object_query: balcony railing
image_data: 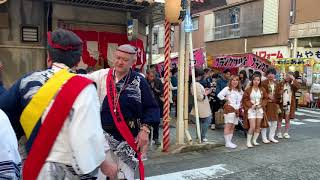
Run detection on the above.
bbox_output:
[213,23,240,40]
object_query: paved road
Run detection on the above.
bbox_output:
[143,108,320,180]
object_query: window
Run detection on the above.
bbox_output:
[21,26,39,42]
[192,18,199,31]
[213,6,240,40]
[153,33,158,45]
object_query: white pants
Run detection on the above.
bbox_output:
[98,141,135,180]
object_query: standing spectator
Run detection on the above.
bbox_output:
[171,68,178,117]
[239,70,250,91]
[216,69,231,94]
[218,75,243,148]
[149,65,160,78]
[277,72,301,139]
[242,74,269,148]
[294,71,302,110]
[261,68,281,144]
[209,72,219,130]
[191,68,212,143]
[248,69,254,80]
[147,70,163,146]
[200,68,213,88]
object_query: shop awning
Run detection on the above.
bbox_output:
[150,48,205,65]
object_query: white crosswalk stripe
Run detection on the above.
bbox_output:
[295,109,320,118]
[297,108,320,115]
[144,164,233,180]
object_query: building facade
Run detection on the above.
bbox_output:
[0,0,159,87]
[204,0,291,59]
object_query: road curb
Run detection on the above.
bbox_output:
[172,142,225,153]
[149,142,225,159]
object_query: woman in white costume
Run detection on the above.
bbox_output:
[218,75,243,149]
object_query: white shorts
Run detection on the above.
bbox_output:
[248,108,264,119]
[224,113,239,125]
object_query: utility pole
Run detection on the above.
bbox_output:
[176,21,186,144]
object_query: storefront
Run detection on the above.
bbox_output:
[271,58,320,85]
[271,58,320,106]
[49,2,155,71]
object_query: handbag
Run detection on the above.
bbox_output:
[215,108,224,125]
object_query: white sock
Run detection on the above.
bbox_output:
[229,134,234,143]
[261,128,268,139]
[224,135,230,145]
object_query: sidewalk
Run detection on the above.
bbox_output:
[146,118,239,159]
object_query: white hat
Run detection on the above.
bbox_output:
[117,44,137,55]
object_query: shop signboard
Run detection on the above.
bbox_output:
[296,47,320,61]
[213,54,271,72]
[252,46,290,60]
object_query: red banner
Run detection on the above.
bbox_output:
[213,53,272,72]
[72,30,146,69]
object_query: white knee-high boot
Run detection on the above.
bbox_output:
[269,121,279,143]
[261,128,270,144]
[246,134,253,148]
[225,134,237,148]
[252,132,260,146]
[224,135,230,146]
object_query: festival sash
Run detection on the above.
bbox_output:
[20,69,74,139]
[21,70,93,180]
[106,69,145,180]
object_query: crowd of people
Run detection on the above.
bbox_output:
[191,67,301,149]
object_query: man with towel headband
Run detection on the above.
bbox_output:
[86,44,160,180]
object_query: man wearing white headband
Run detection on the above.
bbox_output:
[86,44,160,180]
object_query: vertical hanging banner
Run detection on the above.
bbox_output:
[306,66,313,86]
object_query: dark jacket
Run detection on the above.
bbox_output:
[216,77,228,95]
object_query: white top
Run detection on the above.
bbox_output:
[269,82,275,96]
[217,87,243,110]
[43,67,106,175]
[0,109,21,164]
[84,69,110,105]
[283,83,292,105]
[250,88,262,105]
